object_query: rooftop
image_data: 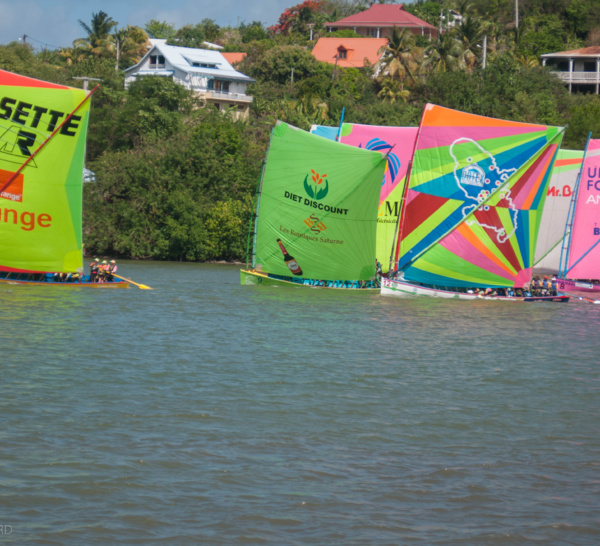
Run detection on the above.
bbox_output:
[326,4,437,30]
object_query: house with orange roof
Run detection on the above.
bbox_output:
[325,3,438,40]
[311,37,388,68]
[221,52,247,66]
[541,46,600,94]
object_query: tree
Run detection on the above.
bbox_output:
[75,11,118,57]
[111,26,150,70]
[169,24,206,48]
[270,0,326,35]
[423,32,467,73]
[145,20,177,40]
[377,27,423,85]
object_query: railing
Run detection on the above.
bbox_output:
[550,71,600,84]
[205,90,253,102]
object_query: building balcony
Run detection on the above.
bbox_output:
[550,71,600,84]
[204,90,253,103]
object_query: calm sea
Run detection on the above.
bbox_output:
[1,262,599,544]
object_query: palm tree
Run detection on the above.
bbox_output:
[456,15,487,70]
[377,27,423,86]
[109,26,150,70]
[377,77,411,103]
[75,11,118,57]
[423,32,467,73]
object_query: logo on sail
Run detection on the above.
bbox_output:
[450,137,519,243]
[303,169,329,200]
[0,168,24,202]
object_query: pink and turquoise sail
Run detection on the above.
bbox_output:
[397,104,565,288]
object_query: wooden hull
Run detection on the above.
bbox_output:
[381,278,570,303]
[0,273,129,288]
[240,269,379,291]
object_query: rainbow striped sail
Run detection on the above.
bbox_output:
[0,69,92,273]
[311,123,418,271]
[397,104,565,288]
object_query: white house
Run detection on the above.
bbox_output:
[541,46,600,94]
[124,39,254,119]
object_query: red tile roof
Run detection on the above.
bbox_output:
[326,4,437,30]
[311,37,388,68]
[221,52,247,65]
[541,46,600,57]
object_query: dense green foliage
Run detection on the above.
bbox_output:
[2,0,600,263]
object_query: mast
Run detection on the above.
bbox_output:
[245,124,276,269]
[336,107,345,142]
[558,131,592,279]
[388,108,427,273]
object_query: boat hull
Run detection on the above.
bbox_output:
[240,269,379,291]
[381,278,569,302]
[0,272,129,288]
[557,278,600,295]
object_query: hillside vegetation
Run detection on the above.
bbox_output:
[1,0,600,262]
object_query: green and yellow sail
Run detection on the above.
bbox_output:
[0,69,91,273]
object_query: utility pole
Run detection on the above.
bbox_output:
[482,35,487,69]
[73,76,102,91]
[515,0,519,30]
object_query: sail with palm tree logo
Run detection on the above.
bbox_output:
[241,121,387,289]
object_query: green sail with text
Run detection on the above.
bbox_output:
[0,69,90,273]
[254,122,386,281]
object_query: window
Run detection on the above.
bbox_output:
[208,79,230,92]
[337,48,347,60]
[584,61,597,72]
[149,54,165,68]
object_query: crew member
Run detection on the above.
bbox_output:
[90,258,99,282]
[106,260,118,282]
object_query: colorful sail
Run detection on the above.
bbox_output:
[397,104,565,288]
[0,69,91,273]
[534,149,584,271]
[254,122,386,281]
[565,138,600,280]
[310,123,418,271]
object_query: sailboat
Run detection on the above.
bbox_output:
[0,69,128,288]
[534,148,585,273]
[557,137,600,300]
[310,123,418,274]
[240,121,387,289]
[381,103,569,302]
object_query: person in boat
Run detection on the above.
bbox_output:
[506,287,515,297]
[98,260,108,282]
[375,259,383,278]
[551,276,558,296]
[106,260,118,282]
[541,275,550,296]
[524,285,532,297]
[90,258,99,282]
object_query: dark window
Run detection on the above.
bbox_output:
[149,55,165,68]
[584,61,597,72]
[208,79,230,92]
[337,48,347,59]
